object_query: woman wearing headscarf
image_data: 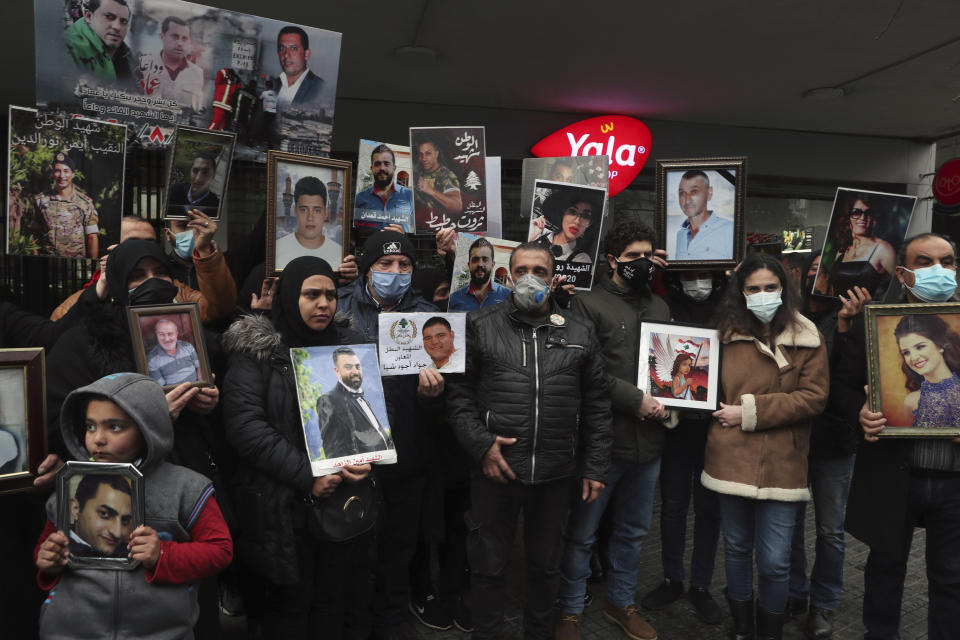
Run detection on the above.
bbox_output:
[222,256,373,639]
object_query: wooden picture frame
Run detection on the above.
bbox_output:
[866,302,960,437]
[127,303,212,391]
[56,461,144,570]
[656,157,746,270]
[637,321,722,411]
[0,348,45,494]
[266,150,353,276]
[162,125,236,221]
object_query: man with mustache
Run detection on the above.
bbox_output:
[146,317,202,386]
[317,347,393,460]
[69,474,134,558]
[63,0,134,81]
[274,25,324,108]
[139,16,204,112]
[674,170,734,260]
[354,144,414,231]
[33,151,100,258]
[449,237,511,311]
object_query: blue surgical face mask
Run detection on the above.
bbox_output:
[370,270,411,303]
[171,229,195,259]
[902,264,958,302]
[744,290,782,324]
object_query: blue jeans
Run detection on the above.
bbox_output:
[719,494,798,613]
[558,457,661,613]
[659,419,721,588]
[788,454,855,610]
[862,473,960,640]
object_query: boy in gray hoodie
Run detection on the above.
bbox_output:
[34,372,232,640]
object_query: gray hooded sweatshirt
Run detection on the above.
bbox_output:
[40,373,215,640]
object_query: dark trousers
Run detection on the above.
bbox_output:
[262,531,374,640]
[410,482,471,602]
[467,473,575,640]
[863,473,960,640]
[659,418,721,589]
[373,474,427,632]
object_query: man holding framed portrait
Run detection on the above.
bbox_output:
[846,232,960,640]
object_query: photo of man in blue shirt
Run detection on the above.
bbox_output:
[354,143,414,231]
[673,170,734,260]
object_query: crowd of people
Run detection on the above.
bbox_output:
[1,206,958,640]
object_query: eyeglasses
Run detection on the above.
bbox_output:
[564,207,593,222]
[850,208,871,219]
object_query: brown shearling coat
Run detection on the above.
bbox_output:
[702,312,829,501]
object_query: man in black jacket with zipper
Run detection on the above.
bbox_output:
[447,242,613,640]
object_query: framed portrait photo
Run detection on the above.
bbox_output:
[266,151,353,276]
[162,126,236,220]
[812,188,917,301]
[865,302,960,437]
[656,157,746,269]
[0,348,45,494]
[127,303,212,391]
[637,322,721,411]
[55,461,144,570]
[290,344,396,475]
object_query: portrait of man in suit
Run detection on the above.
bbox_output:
[317,347,393,460]
[274,25,324,109]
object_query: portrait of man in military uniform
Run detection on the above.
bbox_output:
[33,151,100,259]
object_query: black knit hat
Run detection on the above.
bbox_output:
[358,230,416,275]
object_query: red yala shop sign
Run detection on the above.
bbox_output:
[530,115,652,196]
[933,157,960,206]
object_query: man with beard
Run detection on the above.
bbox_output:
[63,0,134,81]
[448,237,510,311]
[166,152,220,218]
[354,144,414,231]
[318,347,394,460]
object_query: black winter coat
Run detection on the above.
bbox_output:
[337,279,443,480]
[447,297,613,485]
[222,313,362,584]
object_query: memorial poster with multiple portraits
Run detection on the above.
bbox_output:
[34,0,342,161]
[6,105,126,259]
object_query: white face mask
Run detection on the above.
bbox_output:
[682,278,713,302]
[744,290,782,323]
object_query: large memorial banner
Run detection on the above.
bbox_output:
[35,0,341,161]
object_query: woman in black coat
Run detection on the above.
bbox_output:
[222,256,372,640]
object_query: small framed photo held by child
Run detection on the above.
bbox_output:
[55,461,145,570]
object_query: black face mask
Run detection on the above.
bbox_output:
[127,278,178,306]
[615,257,653,289]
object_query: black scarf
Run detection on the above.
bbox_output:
[271,256,341,347]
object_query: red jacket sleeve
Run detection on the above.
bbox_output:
[34,518,61,591]
[145,496,233,584]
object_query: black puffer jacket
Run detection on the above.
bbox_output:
[447,297,613,485]
[221,313,362,585]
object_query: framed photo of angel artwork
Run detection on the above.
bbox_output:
[637,322,721,411]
